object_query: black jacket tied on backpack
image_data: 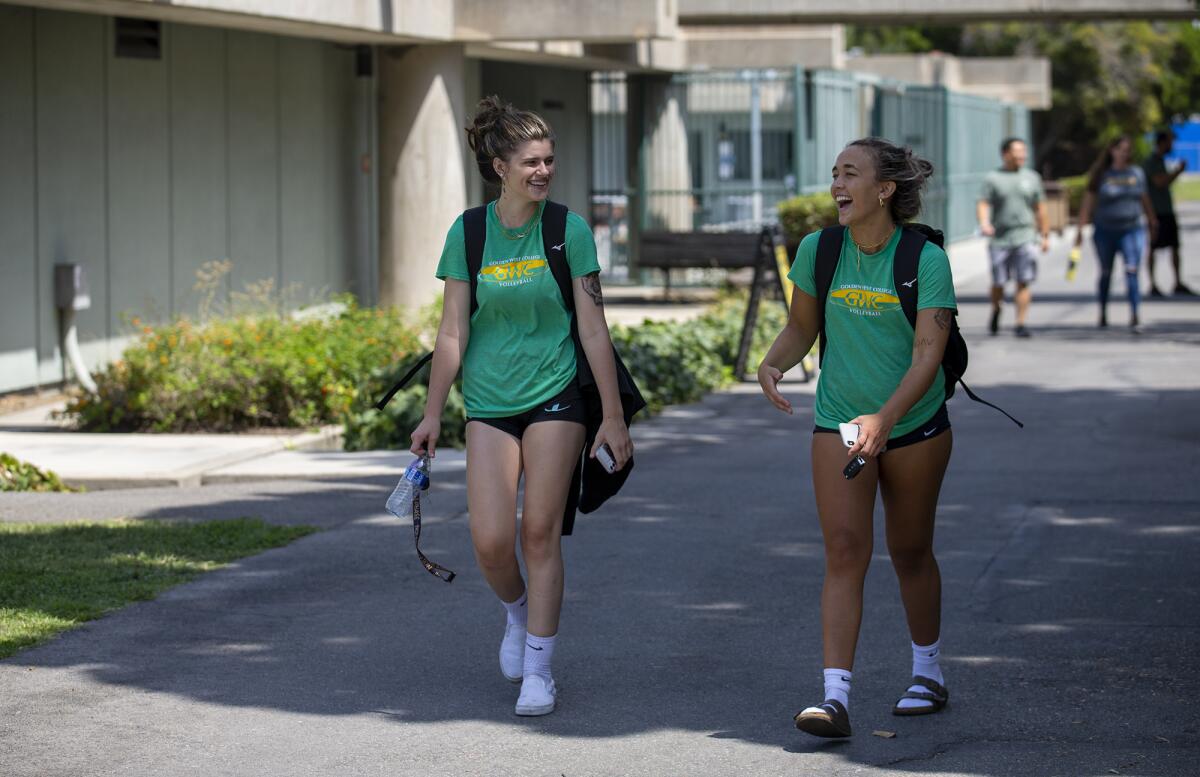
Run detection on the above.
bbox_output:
[813,224,1022,428]
[378,201,646,535]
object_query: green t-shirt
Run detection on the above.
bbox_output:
[435,200,601,418]
[789,228,957,437]
[1143,153,1174,216]
[980,168,1044,247]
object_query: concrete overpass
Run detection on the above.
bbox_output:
[679,0,1197,25]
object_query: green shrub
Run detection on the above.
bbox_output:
[65,299,425,432]
[777,191,839,244]
[0,453,77,493]
[342,363,468,452]
[1058,174,1089,215]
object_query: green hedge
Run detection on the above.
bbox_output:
[1,453,77,493]
[69,292,791,450]
[65,300,425,432]
[1058,175,1088,215]
[777,191,839,244]
[344,291,789,450]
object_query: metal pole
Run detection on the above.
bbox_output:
[750,74,763,225]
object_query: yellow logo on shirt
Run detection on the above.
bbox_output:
[831,287,900,311]
[478,258,548,285]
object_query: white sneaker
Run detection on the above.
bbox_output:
[514,674,557,716]
[499,623,525,683]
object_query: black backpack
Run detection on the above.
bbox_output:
[814,224,1022,427]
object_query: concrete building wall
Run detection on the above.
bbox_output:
[0,5,368,392]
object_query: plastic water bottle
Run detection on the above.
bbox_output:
[1066,247,1080,281]
[385,456,431,519]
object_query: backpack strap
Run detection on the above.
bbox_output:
[813,226,845,366]
[463,205,488,316]
[541,201,573,313]
[892,226,927,329]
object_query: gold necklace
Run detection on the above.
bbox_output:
[851,226,896,272]
[495,198,537,240]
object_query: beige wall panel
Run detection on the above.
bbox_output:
[169,24,230,318]
[35,10,108,384]
[107,18,172,331]
[279,36,329,302]
[0,6,40,391]
[226,30,280,297]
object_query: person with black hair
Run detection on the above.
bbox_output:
[1075,135,1158,332]
[409,96,632,717]
[977,137,1049,338]
[1143,129,1194,297]
[759,137,956,738]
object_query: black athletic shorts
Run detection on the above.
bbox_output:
[1152,213,1179,250]
[814,403,950,452]
[467,381,587,439]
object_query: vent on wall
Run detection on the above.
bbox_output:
[114,18,161,60]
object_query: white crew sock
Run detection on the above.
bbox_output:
[502,591,528,626]
[823,668,852,709]
[523,633,556,680]
[896,638,945,710]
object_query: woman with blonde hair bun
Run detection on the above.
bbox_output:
[409,96,632,717]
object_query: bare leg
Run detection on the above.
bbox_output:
[518,421,586,638]
[1014,282,1032,328]
[811,434,879,670]
[878,431,953,647]
[465,421,525,603]
[989,284,1004,334]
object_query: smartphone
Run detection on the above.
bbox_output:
[838,422,860,449]
[595,443,618,474]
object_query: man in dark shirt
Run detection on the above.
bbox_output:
[1143,129,1194,296]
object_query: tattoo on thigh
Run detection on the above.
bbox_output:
[583,272,603,306]
[934,309,952,330]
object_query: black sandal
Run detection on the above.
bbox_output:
[891,675,949,716]
[794,699,852,738]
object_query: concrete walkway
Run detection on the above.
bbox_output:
[1,205,1199,775]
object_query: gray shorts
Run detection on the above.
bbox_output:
[989,243,1038,286]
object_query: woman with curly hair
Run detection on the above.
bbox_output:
[759,137,956,738]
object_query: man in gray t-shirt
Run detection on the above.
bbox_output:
[977,138,1049,338]
[1143,129,1194,296]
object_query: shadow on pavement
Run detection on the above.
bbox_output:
[3,380,1198,775]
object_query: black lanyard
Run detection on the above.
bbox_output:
[411,489,455,583]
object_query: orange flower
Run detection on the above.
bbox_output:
[223,338,234,347]
[146,341,157,352]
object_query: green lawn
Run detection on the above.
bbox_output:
[0,518,317,658]
[1174,177,1200,202]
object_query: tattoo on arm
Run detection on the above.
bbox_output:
[934,309,952,331]
[915,337,936,348]
[583,272,603,307]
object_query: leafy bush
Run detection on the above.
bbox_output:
[1058,174,1089,215]
[65,299,425,432]
[777,191,839,244]
[344,291,790,448]
[342,365,468,453]
[0,453,77,493]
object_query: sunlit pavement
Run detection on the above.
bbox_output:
[1,205,1197,776]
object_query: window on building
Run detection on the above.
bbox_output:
[114,18,161,60]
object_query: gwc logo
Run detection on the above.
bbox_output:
[831,288,900,311]
[479,258,548,283]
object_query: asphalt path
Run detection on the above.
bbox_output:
[2,207,1199,776]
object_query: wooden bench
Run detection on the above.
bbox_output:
[637,226,811,381]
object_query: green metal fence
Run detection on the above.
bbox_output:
[591,68,1033,273]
